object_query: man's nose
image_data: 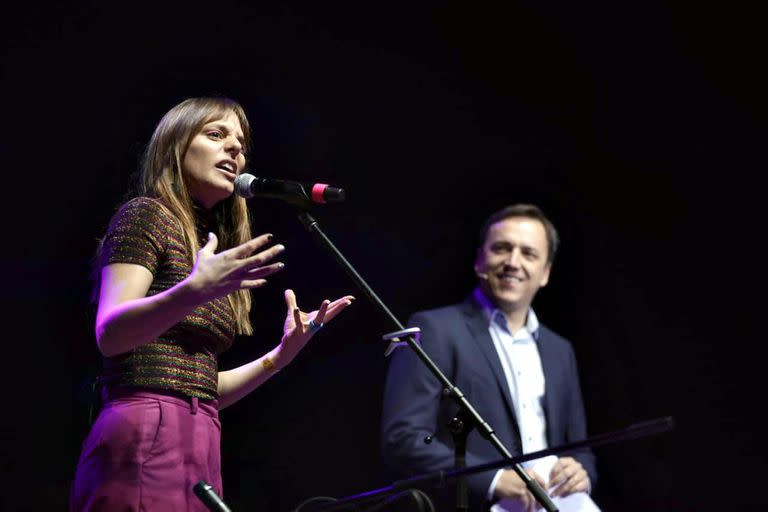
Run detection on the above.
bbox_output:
[504,249,521,267]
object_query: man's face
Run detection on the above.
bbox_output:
[474,216,551,313]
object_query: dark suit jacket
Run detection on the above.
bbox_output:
[381,295,596,510]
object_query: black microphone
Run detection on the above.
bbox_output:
[233,173,345,206]
[193,481,232,512]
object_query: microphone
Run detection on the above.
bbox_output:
[475,269,489,280]
[233,173,345,206]
[193,481,232,512]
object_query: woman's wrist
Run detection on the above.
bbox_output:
[264,346,287,372]
[175,275,210,308]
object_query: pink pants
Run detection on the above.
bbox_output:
[70,387,222,511]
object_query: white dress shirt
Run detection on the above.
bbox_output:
[475,290,599,511]
[473,289,548,501]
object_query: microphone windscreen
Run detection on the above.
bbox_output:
[233,173,256,198]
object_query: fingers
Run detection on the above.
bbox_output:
[549,458,586,497]
[320,295,355,322]
[548,458,569,487]
[552,470,587,497]
[292,305,302,330]
[284,289,304,330]
[228,233,277,259]
[202,232,219,253]
[549,471,566,495]
[519,469,546,509]
[240,243,285,270]
[329,295,356,308]
[239,279,268,289]
[313,300,330,324]
[283,292,355,335]
[527,469,547,490]
[242,262,285,280]
[284,289,298,311]
[522,491,534,511]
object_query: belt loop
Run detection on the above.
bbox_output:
[191,396,199,415]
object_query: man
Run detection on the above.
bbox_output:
[382,204,596,511]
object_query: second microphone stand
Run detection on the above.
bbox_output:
[296,211,557,512]
[299,416,674,511]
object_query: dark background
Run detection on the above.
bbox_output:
[2,1,765,510]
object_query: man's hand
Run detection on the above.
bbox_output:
[494,468,547,511]
[548,456,590,497]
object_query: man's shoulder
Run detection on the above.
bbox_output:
[537,322,575,348]
[406,300,479,331]
[409,301,469,320]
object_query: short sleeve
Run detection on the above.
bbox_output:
[100,197,169,275]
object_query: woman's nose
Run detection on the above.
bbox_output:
[226,136,243,156]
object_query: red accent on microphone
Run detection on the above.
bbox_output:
[311,183,329,204]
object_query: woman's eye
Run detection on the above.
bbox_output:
[207,130,224,139]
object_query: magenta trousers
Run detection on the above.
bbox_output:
[70,387,222,511]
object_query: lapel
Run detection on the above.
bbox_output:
[535,328,557,445]
[460,298,518,426]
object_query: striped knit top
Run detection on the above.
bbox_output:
[98,197,236,400]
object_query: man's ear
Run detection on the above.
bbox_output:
[539,262,552,287]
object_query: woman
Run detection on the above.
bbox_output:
[71,97,354,511]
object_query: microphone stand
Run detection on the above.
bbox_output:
[448,409,471,512]
[296,211,557,512]
[298,416,674,512]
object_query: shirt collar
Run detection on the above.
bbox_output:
[472,287,540,339]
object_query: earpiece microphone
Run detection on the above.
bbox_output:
[475,270,489,280]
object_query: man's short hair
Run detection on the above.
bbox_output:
[478,204,560,264]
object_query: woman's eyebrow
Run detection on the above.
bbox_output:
[208,122,244,144]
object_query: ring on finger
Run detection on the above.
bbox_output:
[309,319,324,332]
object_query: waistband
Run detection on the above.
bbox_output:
[102,386,219,416]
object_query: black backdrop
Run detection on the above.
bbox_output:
[2,2,766,510]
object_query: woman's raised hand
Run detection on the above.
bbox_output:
[186,232,285,302]
[274,289,355,368]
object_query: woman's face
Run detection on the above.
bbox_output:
[182,110,247,209]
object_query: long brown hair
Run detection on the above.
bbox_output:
[98,97,255,334]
